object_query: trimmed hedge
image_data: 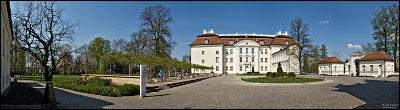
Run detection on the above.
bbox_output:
[118,84,140,96]
[266,72,272,77]
[271,72,278,78]
[85,76,112,86]
[288,72,296,78]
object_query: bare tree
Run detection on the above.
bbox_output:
[112,39,127,53]
[139,4,175,58]
[12,1,78,105]
[331,50,341,58]
[362,42,377,53]
[76,44,90,74]
[290,17,313,74]
[125,31,150,54]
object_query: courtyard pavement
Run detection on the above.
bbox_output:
[12,75,400,109]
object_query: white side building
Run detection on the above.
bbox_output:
[1,1,12,95]
[318,57,345,75]
[358,52,397,77]
[190,29,300,74]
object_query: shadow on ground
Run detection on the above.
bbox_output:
[334,79,399,109]
[24,82,114,109]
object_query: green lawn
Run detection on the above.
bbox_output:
[237,74,266,76]
[19,74,81,83]
[1,82,43,104]
[243,77,323,83]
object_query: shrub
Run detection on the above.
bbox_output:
[75,79,86,85]
[271,72,278,78]
[85,76,112,86]
[117,84,140,96]
[266,72,272,77]
[282,72,287,77]
[288,72,296,78]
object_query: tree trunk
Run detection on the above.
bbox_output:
[175,68,177,80]
[169,68,171,79]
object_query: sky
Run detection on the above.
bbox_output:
[10,1,398,61]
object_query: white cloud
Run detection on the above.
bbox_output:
[347,43,361,48]
[319,20,330,24]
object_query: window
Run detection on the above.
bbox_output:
[202,60,205,63]
[260,40,264,45]
[246,48,248,54]
[229,40,234,45]
[348,65,351,71]
[260,49,263,54]
[226,66,228,71]
[230,49,233,54]
[230,58,233,63]
[246,57,248,62]
[216,66,219,71]
[204,39,209,44]
[226,58,228,63]
[261,58,263,62]
[362,65,365,72]
[202,51,205,55]
[230,66,233,71]
[252,48,254,54]
[265,58,268,63]
[216,50,219,55]
[285,40,289,45]
[240,66,242,71]
[370,65,373,72]
[240,57,242,62]
[216,57,219,63]
[265,49,268,54]
[240,48,242,54]
[261,66,263,71]
[265,66,268,71]
[334,66,336,72]
[226,49,228,54]
[252,57,254,62]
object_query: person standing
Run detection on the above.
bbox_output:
[159,67,164,82]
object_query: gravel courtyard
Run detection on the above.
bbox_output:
[16,75,400,109]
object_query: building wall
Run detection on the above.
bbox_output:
[345,55,364,76]
[1,1,12,95]
[190,45,224,74]
[359,60,397,77]
[318,63,345,75]
[271,45,300,74]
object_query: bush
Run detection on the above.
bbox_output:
[288,72,296,78]
[75,79,86,85]
[117,84,140,96]
[266,72,272,77]
[282,72,287,77]
[70,71,85,75]
[271,72,278,78]
[85,76,112,86]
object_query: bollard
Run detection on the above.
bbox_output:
[140,65,146,98]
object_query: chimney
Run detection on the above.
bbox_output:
[284,31,288,35]
[209,29,214,34]
[203,29,207,34]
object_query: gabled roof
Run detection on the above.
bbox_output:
[318,57,344,64]
[358,52,395,61]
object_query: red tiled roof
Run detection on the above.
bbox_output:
[189,34,299,46]
[318,57,344,64]
[358,52,395,61]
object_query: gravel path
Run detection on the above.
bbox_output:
[16,75,399,109]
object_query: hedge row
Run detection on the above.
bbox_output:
[266,72,296,78]
[53,79,139,97]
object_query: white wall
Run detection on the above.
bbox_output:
[1,1,11,95]
[318,63,346,75]
[359,60,397,77]
[191,45,224,74]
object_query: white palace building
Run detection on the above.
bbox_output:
[190,29,300,74]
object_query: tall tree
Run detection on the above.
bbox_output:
[139,4,175,58]
[12,1,78,105]
[88,37,111,71]
[182,54,191,63]
[290,17,313,74]
[310,45,320,73]
[320,44,328,60]
[388,4,399,72]
[76,44,91,74]
[371,6,393,53]
[362,42,377,53]
[112,39,127,54]
[125,31,151,54]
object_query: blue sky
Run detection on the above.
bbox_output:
[10,1,398,61]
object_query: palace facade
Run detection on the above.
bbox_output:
[190,29,300,74]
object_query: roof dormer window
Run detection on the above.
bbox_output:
[229,40,234,45]
[284,40,289,45]
[260,40,264,45]
[205,39,209,44]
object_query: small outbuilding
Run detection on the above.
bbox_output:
[358,52,397,77]
[318,57,345,75]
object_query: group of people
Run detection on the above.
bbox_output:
[152,67,165,82]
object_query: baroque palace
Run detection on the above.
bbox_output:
[190,29,300,74]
